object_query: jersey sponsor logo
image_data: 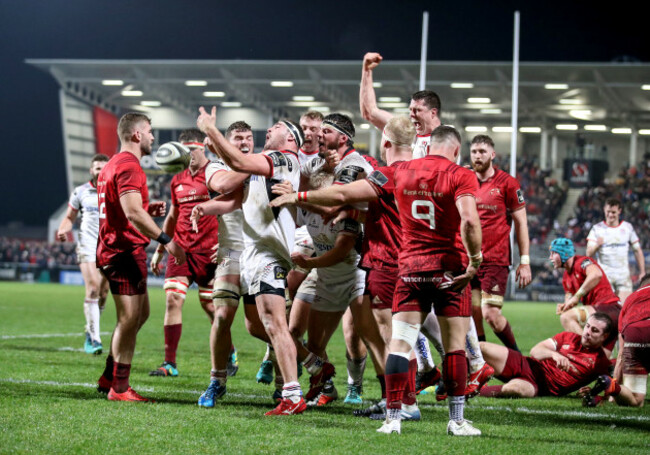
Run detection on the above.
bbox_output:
[368,170,388,187]
[273,266,287,280]
[337,165,365,184]
[516,188,525,203]
[267,151,288,169]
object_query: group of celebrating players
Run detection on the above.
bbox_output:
[58,52,649,437]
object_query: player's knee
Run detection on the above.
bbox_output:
[559,310,575,328]
[482,305,501,325]
[164,279,188,310]
[390,320,421,353]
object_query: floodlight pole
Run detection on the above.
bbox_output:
[419,11,429,90]
[509,11,521,298]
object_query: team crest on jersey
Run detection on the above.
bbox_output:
[490,188,501,196]
[368,170,388,187]
[419,183,428,190]
[516,189,525,203]
[274,266,287,280]
[562,344,570,350]
[189,189,196,195]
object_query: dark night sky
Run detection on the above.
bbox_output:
[1,0,649,226]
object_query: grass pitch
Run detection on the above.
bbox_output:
[0,282,648,454]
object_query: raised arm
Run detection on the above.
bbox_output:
[197,107,271,176]
[270,178,378,208]
[359,52,394,130]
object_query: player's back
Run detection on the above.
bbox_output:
[97,152,149,266]
[619,284,650,332]
[393,155,477,273]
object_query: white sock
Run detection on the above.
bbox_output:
[466,317,485,374]
[421,311,445,359]
[449,395,465,422]
[83,298,101,343]
[282,381,302,402]
[263,343,272,362]
[414,332,435,372]
[346,355,366,386]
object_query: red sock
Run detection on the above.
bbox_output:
[480,385,504,397]
[377,374,386,399]
[164,323,182,364]
[386,372,409,410]
[496,322,519,351]
[443,350,467,397]
[403,359,417,405]
[112,362,131,393]
[102,355,114,381]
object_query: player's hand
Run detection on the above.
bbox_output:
[552,352,578,373]
[577,385,592,397]
[165,240,186,265]
[197,106,217,133]
[322,149,340,170]
[210,243,219,263]
[269,193,298,208]
[363,52,383,71]
[148,201,166,217]
[56,229,69,242]
[271,180,294,196]
[441,266,477,292]
[191,204,205,232]
[151,248,164,276]
[516,263,532,288]
[291,252,310,269]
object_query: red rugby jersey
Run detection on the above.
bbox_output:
[475,168,525,266]
[619,284,650,333]
[170,163,219,253]
[369,155,478,275]
[537,331,610,396]
[96,152,150,266]
[562,256,620,307]
[360,162,403,270]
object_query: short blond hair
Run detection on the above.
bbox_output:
[385,115,416,147]
[118,112,151,142]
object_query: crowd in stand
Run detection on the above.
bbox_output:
[562,154,650,250]
[0,237,77,267]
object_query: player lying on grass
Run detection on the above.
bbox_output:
[479,312,613,398]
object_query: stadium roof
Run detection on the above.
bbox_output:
[27,58,650,131]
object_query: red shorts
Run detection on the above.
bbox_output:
[100,248,147,296]
[498,348,543,396]
[593,302,621,351]
[621,319,650,376]
[366,268,397,310]
[470,265,509,296]
[165,251,217,288]
[393,271,471,317]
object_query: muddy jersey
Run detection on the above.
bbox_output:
[368,155,478,275]
[475,168,526,266]
[68,181,99,250]
[562,256,620,307]
[360,162,403,271]
[241,150,300,263]
[536,331,610,396]
[96,152,149,266]
[587,221,640,274]
[619,284,650,333]
[205,160,245,252]
[170,163,218,253]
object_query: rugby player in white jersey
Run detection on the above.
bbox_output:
[360,51,445,391]
[255,111,325,389]
[196,106,309,415]
[586,198,645,301]
[57,154,110,354]
[194,121,261,407]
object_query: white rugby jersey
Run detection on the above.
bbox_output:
[586,220,640,271]
[205,160,245,251]
[412,134,431,159]
[68,181,99,248]
[242,150,301,263]
[297,147,321,168]
[297,209,362,281]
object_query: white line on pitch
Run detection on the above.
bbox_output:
[0,331,111,340]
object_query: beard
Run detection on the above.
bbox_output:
[140,141,152,156]
[471,159,491,173]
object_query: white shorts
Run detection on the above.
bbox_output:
[76,243,96,264]
[240,247,290,297]
[292,226,316,274]
[215,248,242,279]
[296,268,366,312]
[604,269,633,293]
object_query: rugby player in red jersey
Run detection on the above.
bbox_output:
[95,113,186,402]
[469,134,531,353]
[480,313,612,398]
[549,238,622,355]
[272,125,483,436]
[580,273,650,407]
[148,129,219,378]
